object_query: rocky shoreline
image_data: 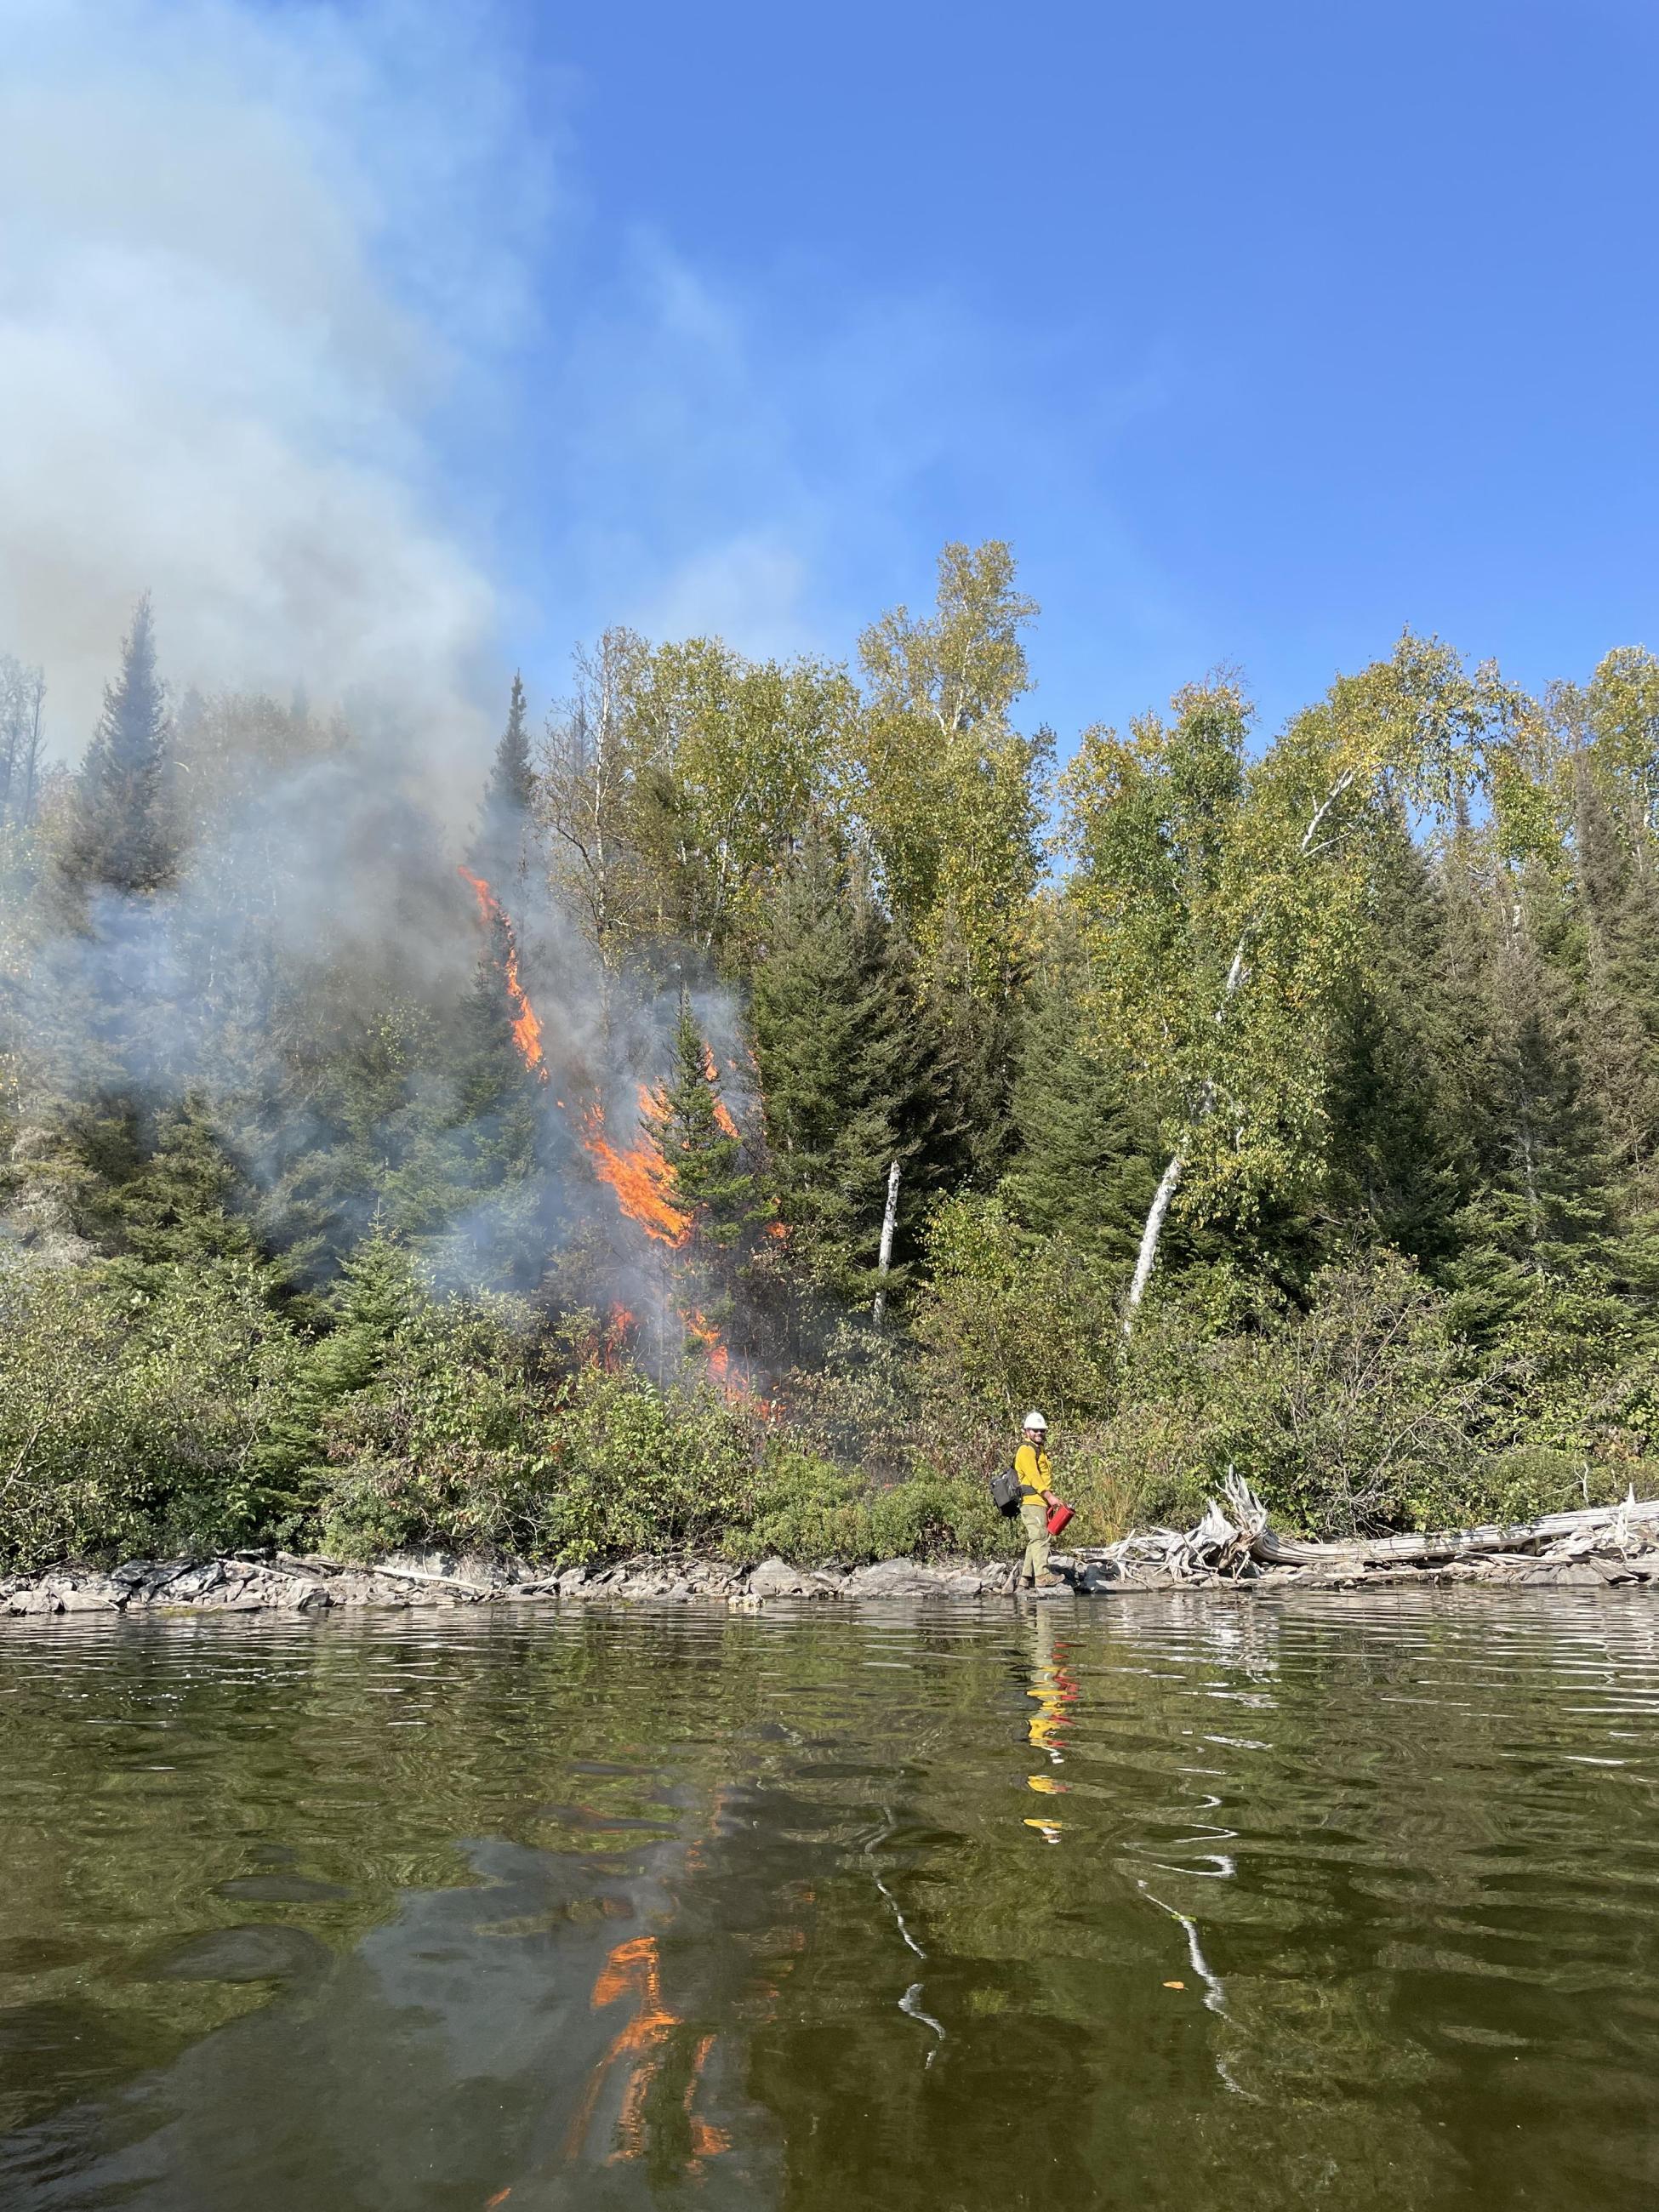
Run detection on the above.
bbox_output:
[0,1548,1069,1617]
[8,1529,1657,1620]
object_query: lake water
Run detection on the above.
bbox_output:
[3,1592,1659,2211]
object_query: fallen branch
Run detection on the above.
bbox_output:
[1069,1477,1659,1588]
[278,1553,493,1598]
[1232,1485,1659,1569]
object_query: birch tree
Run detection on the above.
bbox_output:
[1060,636,1521,1327]
[854,540,1051,998]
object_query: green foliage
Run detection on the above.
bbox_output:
[539,628,857,966]
[470,671,538,887]
[1000,909,1158,1258]
[854,541,1051,998]
[248,1229,429,1533]
[747,830,929,1298]
[12,562,1659,1572]
[908,1194,1122,1460]
[0,1255,300,1570]
[60,596,176,901]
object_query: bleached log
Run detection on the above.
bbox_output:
[276,1555,495,1598]
[1238,1491,1659,1569]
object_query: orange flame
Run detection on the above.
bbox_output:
[683,1308,731,1382]
[701,1046,740,1138]
[582,1101,689,1247]
[458,867,549,1082]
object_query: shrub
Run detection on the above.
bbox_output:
[0,1255,299,1570]
[720,1446,877,1566]
[909,1195,1121,1461]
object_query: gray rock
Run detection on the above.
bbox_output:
[165,1562,227,1602]
[745,1557,810,1598]
[845,1559,967,1599]
[54,1576,124,1612]
[7,1583,63,1615]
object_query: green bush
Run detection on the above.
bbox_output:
[909,1195,1121,1464]
[0,1255,299,1570]
[533,1367,760,1561]
[720,1445,877,1566]
[1021,1253,1505,1542]
[1457,1445,1626,1526]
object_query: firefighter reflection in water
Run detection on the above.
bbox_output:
[1023,1608,1079,1843]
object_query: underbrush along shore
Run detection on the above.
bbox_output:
[9,1482,1659,1616]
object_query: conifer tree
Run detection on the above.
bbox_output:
[653,994,761,1263]
[749,832,928,1299]
[1325,818,1473,1265]
[435,924,547,1289]
[470,673,538,887]
[250,1227,425,1530]
[103,1095,258,1285]
[1000,913,1158,1263]
[1568,756,1659,1182]
[63,596,175,898]
[1442,867,1622,1337]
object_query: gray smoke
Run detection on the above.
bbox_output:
[0,0,549,772]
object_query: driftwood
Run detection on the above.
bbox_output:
[1067,1473,1659,1590]
[277,1552,493,1598]
[1241,1493,1659,1568]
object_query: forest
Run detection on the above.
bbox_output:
[3,541,1658,1575]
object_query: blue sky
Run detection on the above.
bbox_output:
[6,0,1657,767]
[452,0,1659,748]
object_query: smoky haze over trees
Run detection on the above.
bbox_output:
[4,544,1659,1573]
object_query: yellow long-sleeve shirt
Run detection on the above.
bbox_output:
[1015,1442,1052,1501]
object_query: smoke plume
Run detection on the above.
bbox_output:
[0,0,547,767]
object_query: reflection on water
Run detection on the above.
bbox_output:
[4,1592,1659,2209]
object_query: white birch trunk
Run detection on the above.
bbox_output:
[1121,769,1357,1335]
[872,1158,903,1324]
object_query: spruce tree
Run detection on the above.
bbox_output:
[1569,757,1659,1182]
[1325,818,1473,1266]
[999,911,1159,1264]
[250,1227,426,1532]
[653,994,761,1260]
[1442,864,1623,1337]
[433,925,547,1290]
[64,596,175,898]
[748,834,929,1301]
[470,672,538,887]
[103,1096,259,1285]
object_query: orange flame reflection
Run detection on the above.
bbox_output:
[566,1935,729,2171]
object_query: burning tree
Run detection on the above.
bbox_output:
[649,995,765,1338]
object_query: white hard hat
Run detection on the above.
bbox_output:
[1022,1410,1049,1432]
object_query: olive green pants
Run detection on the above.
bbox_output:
[1018,1497,1052,1587]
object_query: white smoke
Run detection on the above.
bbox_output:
[0,0,548,767]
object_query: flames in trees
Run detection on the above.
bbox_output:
[582,1087,690,1248]
[682,1308,730,1381]
[459,876,770,1400]
[458,866,549,1081]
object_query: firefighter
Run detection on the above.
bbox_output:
[1014,1411,1061,1590]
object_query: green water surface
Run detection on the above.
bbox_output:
[3,1591,1658,2210]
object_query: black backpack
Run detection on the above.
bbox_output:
[989,1467,1023,1518]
